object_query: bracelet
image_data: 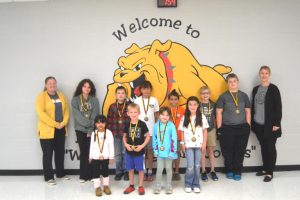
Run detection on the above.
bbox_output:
[180,141,185,144]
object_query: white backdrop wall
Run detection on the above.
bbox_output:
[0,0,299,170]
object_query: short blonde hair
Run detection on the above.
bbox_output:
[200,86,210,94]
[259,65,271,74]
[127,103,140,112]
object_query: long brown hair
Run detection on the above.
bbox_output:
[183,96,203,128]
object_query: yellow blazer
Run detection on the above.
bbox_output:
[36,91,70,139]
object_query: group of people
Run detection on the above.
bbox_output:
[35,65,282,196]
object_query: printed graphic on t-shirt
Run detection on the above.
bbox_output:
[255,91,266,104]
[129,127,142,139]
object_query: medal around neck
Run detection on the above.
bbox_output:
[191,137,196,142]
[158,121,168,151]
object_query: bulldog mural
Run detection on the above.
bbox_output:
[102,39,232,115]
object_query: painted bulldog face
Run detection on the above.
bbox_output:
[102,39,232,116]
[114,41,171,101]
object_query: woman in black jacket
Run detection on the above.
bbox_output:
[251,66,282,182]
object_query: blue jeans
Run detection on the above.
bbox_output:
[185,148,201,188]
[114,136,126,175]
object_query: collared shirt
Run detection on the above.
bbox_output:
[107,101,131,137]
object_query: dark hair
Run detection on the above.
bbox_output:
[183,96,202,128]
[73,79,96,97]
[159,106,171,116]
[226,73,239,82]
[43,76,57,91]
[140,80,153,90]
[93,114,107,141]
[168,89,179,99]
[115,85,127,94]
[94,114,107,129]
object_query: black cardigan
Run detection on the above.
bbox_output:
[251,83,282,138]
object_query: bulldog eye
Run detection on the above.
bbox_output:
[133,63,142,72]
[120,66,125,71]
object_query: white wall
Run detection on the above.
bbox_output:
[0,0,299,170]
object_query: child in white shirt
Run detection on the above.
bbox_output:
[134,81,159,181]
[179,96,209,193]
[89,115,115,197]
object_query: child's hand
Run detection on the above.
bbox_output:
[134,145,143,152]
[88,159,92,164]
[154,153,158,158]
[125,144,133,151]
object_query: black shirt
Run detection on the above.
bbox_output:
[124,120,149,156]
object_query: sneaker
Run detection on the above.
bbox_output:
[233,174,241,181]
[185,187,192,193]
[114,173,124,181]
[47,179,56,186]
[79,179,86,183]
[138,186,145,195]
[123,186,135,194]
[103,186,112,195]
[165,184,173,194]
[226,172,234,179]
[210,171,219,181]
[123,172,129,181]
[172,173,181,181]
[193,187,201,193]
[256,171,267,176]
[153,183,161,194]
[201,171,208,181]
[95,187,102,197]
[263,175,273,182]
[58,176,70,180]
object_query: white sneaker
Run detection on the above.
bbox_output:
[185,187,192,193]
[193,188,201,193]
[58,176,70,180]
[47,179,56,186]
[79,179,86,183]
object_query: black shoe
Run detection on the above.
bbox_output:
[123,172,129,181]
[256,171,267,176]
[114,173,124,181]
[201,171,208,181]
[210,171,219,181]
[263,175,273,182]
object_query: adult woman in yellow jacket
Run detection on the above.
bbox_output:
[36,76,70,185]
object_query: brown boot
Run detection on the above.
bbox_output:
[103,186,112,195]
[95,187,102,197]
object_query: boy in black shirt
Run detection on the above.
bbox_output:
[123,103,150,195]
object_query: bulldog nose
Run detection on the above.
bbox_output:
[120,72,127,77]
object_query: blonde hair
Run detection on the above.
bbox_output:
[259,65,271,75]
[200,86,210,94]
[127,103,140,112]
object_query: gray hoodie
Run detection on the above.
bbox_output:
[71,95,100,134]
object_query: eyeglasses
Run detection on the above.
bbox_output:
[200,92,210,95]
